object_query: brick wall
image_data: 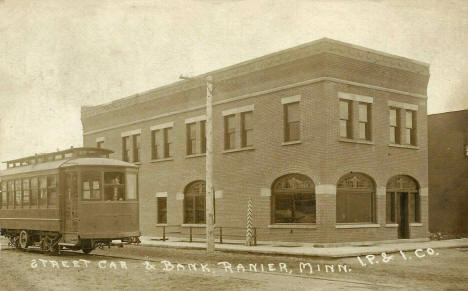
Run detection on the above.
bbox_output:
[82,41,430,243]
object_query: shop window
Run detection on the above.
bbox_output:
[386,175,420,223]
[336,173,376,223]
[272,174,315,224]
[184,180,211,224]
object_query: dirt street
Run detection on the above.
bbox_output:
[0,238,467,290]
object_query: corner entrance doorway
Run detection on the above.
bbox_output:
[397,193,409,239]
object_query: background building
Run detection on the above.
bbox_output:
[81,38,430,243]
[428,109,468,236]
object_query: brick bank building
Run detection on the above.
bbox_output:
[81,38,430,243]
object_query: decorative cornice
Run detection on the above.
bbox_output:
[82,38,429,119]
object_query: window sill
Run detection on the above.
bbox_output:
[335,223,380,229]
[388,144,419,150]
[339,138,374,145]
[268,224,317,229]
[223,147,255,154]
[150,157,174,163]
[185,153,206,159]
[181,224,212,228]
[385,224,399,228]
[156,223,168,227]
[410,223,423,227]
[133,162,142,165]
[281,140,302,146]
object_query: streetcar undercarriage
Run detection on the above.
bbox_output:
[2,229,140,255]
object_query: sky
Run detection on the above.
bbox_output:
[0,0,467,165]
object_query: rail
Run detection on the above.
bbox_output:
[156,225,257,246]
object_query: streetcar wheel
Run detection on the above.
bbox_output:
[19,230,29,249]
[82,248,93,254]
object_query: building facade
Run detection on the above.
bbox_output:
[428,110,468,236]
[81,38,430,243]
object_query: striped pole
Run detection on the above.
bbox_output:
[246,197,254,246]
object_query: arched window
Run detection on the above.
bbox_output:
[184,180,206,224]
[336,172,376,223]
[386,175,420,223]
[272,174,316,224]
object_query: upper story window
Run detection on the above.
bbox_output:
[133,134,141,162]
[405,110,416,146]
[151,122,174,160]
[241,111,253,147]
[122,136,130,162]
[222,105,254,150]
[186,122,197,155]
[284,102,300,142]
[185,115,206,156]
[96,137,105,148]
[338,92,373,141]
[200,120,206,154]
[224,114,236,150]
[121,129,141,162]
[388,101,418,146]
[339,100,352,138]
[358,103,371,140]
[389,108,400,144]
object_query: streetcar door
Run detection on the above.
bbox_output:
[63,172,79,243]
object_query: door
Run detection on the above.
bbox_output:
[398,193,409,239]
[63,172,79,244]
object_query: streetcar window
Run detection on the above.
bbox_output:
[39,177,47,208]
[7,181,14,208]
[1,182,7,208]
[82,172,101,200]
[23,179,30,207]
[104,172,125,201]
[15,180,21,208]
[30,177,38,207]
[126,173,137,200]
[47,175,58,208]
[64,153,73,158]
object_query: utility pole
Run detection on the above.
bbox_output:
[180,74,215,253]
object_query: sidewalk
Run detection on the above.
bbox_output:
[139,236,468,258]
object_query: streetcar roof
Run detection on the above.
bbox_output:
[0,157,137,177]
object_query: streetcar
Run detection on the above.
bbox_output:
[0,147,140,254]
